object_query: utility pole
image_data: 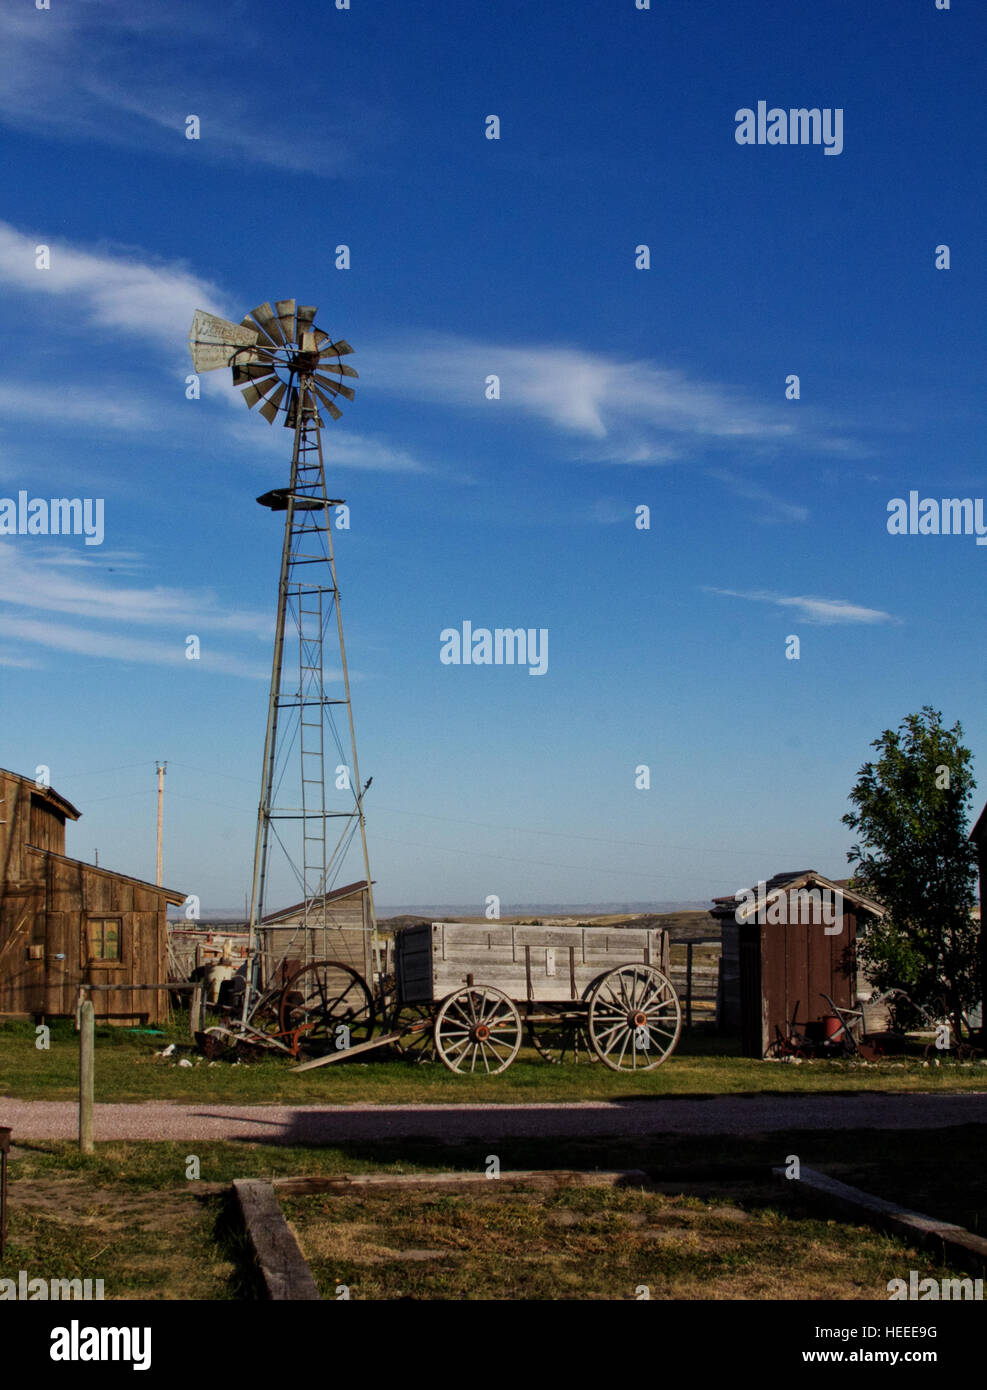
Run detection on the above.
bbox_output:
[156,761,167,886]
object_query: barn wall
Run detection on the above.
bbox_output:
[0,771,41,884]
[0,851,172,1023]
[29,795,67,855]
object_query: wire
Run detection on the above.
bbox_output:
[49,761,154,781]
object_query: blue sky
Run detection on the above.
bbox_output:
[0,0,983,912]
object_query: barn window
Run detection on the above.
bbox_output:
[86,918,122,962]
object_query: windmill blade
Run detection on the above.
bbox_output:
[317,358,359,379]
[313,386,343,421]
[242,378,281,409]
[296,305,318,333]
[314,373,355,402]
[275,299,297,344]
[250,302,286,346]
[188,309,259,372]
[313,331,355,356]
[258,382,288,423]
[241,316,277,350]
[232,363,278,387]
[299,331,319,354]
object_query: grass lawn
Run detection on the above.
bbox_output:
[3,1127,985,1299]
[2,1016,985,1104]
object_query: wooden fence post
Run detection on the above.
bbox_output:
[685,941,693,1031]
[79,999,94,1155]
[190,983,203,1039]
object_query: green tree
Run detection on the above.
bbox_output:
[843,706,979,1040]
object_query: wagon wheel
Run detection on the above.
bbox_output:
[388,1001,436,1063]
[434,986,522,1075]
[587,964,681,1072]
[527,1005,597,1065]
[279,960,375,1057]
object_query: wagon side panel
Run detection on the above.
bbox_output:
[404,923,670,1005]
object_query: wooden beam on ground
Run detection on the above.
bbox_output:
[289,1030,403,1072]
[233,1178,321,1300]
[774,1165,987,1277]
[272,1169,649,1196]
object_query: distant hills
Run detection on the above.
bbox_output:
[169,900,710,925]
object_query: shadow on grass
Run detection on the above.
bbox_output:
[210,1188,265,1302]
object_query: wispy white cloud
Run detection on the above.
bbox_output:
[0,382,154,433]
[0,614,267,679]
[705,587,899,625]
[0,3,380,176]
[0,545,270,639]
[0,221,225,355]
[363,333,852,466]
[706,469,810,524]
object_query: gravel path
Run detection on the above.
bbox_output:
[2,1092,986,1143]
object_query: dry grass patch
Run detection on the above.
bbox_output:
[4,1177,237,1300]
[283,1184,964,1301]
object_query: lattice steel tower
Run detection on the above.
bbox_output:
[188,300,377,998]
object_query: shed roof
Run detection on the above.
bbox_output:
[711,868,885,921]
[970,800,987,846]
[0,766,81,821]
[260,879,371,925]
[26,845,186,905]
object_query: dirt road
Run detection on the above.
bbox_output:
[2,1091,985,1143]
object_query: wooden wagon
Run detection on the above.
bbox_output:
[284,920,681,1075]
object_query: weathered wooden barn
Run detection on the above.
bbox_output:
[0,768,184,1024]
[256,879,376,988]
[712,869,884,1057]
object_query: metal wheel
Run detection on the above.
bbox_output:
[588,964,681,1072]
[434,986,522,1075]
[279,960,375,1057]
[527,1006,598,1065]
[388,1001,436,1063]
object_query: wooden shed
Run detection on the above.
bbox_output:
[256,879,376,989]
[0,767,184,1024]
[711,869,884,1057]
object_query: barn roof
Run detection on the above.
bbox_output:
[711,868,884,921]
[26,845,186,905]
[0,767,81,821]
[971,800,987,846]
[260,879,371,924]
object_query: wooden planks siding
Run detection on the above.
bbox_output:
[395,922,670,1006]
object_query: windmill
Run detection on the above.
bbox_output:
[188,300,378,1025]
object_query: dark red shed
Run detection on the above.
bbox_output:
[712,869,884,1058]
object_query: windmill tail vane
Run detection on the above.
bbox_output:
[187,298,378,1013]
